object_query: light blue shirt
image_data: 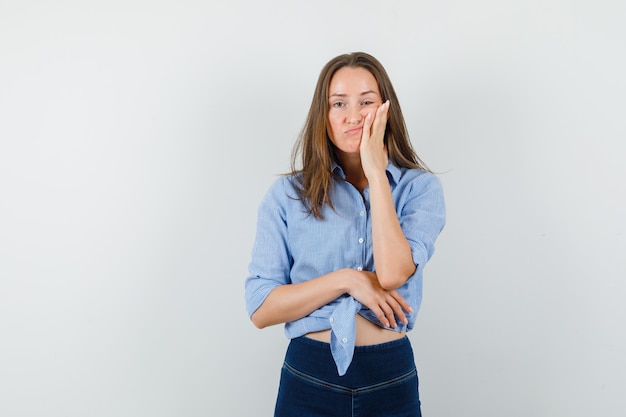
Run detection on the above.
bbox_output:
[245,162,445,376]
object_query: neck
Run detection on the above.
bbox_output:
[337,152,367,192]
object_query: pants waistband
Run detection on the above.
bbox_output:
[285,336,416,388]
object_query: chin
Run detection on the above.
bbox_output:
[339,141,361,154]
[338,146,360,155]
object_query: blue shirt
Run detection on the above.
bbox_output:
[245,162,446,376]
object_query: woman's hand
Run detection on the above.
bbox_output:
[346,270,412,328]
[360,100,390,181]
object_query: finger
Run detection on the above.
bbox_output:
[362,112,374,142]
[372,305,391,328]
[371,100,390,137]
[386,295,408,325]
[380,302,397,329]
[390,290,413,314]
[377,100,390,118]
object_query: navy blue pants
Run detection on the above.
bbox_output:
[275,336,422,417]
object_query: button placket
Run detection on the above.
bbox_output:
[355,198,368,272]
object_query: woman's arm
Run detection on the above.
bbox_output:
[360,102,416,290]
[250,269,348,328]
[250,268,411,329]
[368,174,416,290]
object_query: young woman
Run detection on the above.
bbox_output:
[245,52,446,417]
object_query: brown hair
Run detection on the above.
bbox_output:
[291,52,429,219]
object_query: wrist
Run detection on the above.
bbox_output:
[338,268,357,294]
[365,170,388,187]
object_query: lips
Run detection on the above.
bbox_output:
[345,126,363,135]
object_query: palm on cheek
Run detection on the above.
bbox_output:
[360,100,390,179]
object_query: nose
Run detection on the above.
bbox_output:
[347,107,364,124]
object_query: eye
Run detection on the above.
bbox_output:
[331,101,345,108]
[362,100,376,106]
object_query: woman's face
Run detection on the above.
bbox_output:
[327,66,382,155]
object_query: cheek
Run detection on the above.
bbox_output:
[327,117,341,140]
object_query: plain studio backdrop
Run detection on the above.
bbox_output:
[1,1,624,416]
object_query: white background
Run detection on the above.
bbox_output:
[1,1,625,416]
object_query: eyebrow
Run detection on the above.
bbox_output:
[329,90,380,98]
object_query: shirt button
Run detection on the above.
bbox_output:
[360,211,365,217]
[329,317,334,323]
[358,238,364,244]
[357,266,363,271]
[342,337,348,344]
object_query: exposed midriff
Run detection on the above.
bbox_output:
[305,314,406,345]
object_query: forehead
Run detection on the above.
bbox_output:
[328,66,380,96]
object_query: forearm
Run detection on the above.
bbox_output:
[250,269,352,329]
[368,174,416,290]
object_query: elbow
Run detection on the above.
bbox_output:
[378,265,416,291]
[250,310,270,329]
[379,276,405,291]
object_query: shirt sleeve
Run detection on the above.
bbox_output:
[245,177,293,318]
[399,172,446,274]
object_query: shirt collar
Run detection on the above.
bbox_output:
[331,162,345,178]
[332,161,401,185]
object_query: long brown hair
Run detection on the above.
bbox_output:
[291,52,429,219]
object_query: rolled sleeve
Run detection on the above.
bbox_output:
[399,172,446,274]
[245,178,293,317]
